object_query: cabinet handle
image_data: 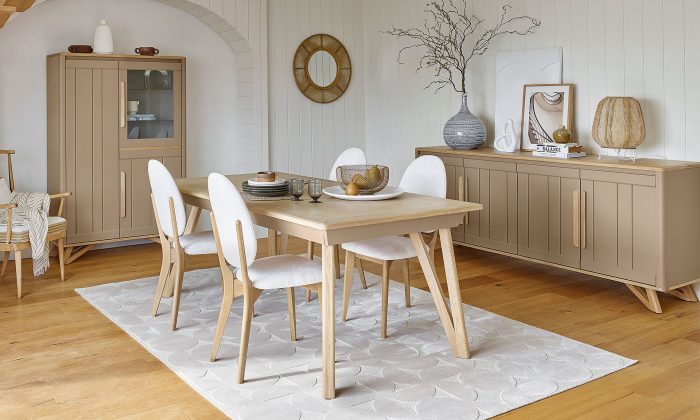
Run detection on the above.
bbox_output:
[573,190,580,248]
[458,175,467,225]
[581,190,587,249]
[119,81,126,128]
[120,171,126,218]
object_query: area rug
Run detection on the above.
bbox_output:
[76,267,635,420]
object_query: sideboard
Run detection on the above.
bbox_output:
[47,53,186,262]
[416,146,700,313]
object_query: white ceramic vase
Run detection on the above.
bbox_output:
[93,19,114,54]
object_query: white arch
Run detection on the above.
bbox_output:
[8,0,268,173]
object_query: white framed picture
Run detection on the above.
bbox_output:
[520,84,574,150]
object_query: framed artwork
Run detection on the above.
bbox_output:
[520,84,574,150]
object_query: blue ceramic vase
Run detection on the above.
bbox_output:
[443,93,486,149]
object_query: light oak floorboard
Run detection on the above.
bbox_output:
[0,239,698,417]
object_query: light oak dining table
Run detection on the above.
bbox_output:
[175,173,483,399]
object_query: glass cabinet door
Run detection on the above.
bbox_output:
[119,61,182,146]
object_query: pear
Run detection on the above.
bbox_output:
[366,166,382,183]
[351,174,369,189]
[345,181,360,196]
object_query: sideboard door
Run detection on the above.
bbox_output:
[64,59,121,244]
[580,170,658,285]
[443,157,466,243]
[517,164,581,268]
[463,159,518,253]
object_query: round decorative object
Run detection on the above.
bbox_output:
[592,97,646,149]
[443,93,486,149]
[293,34,351,104]
[322,186,404,201]
[335,165,389,195]
[552,125,572,144]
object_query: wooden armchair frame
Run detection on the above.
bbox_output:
[0,192,72,298]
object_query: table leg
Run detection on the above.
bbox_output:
[268,229,278,256]
[409,232,460,357]
[321,244,336,399]
[438,228,470,358]
[184,206,202,235]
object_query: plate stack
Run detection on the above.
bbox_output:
[242,178,290,197]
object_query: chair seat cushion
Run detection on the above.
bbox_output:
[0,216,66,243]
[235,254,322,290]
[179,231,217,255]
[342,236,418,261]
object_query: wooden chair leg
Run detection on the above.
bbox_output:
[14,251,22,298]
[210,275,235,362]
[170,253,185,330]
[237,290,256,384]
[1,251,9,279]
[57,238,65,282]
[341,251,355,321]
[334,246,341,279]
[151,262,173,317]
[280,233,289,254]
[357,258,367,289]
[403,259,411,307]
[287,287,297,341]
[380,260,392,339]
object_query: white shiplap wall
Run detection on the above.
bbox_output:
[268,0,365,179]
[359,0,700,182]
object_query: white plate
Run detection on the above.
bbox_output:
[322,186,404,201]
[247,178,287,186]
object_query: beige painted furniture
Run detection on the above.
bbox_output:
[416,146,700,313]
[175,172,482,399]
[46,52,186,262]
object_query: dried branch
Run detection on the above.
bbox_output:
[383,1,540,94]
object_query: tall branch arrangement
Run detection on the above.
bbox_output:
[384,1,540,94]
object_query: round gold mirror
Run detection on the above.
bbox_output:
[293,34,351,104]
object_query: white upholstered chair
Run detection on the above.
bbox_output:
[148,160,217,330]
[208,173,323,384]
[341,155,446,338]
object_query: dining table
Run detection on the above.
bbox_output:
[175,173,483,399]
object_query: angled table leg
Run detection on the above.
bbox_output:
[184,206,202,235]
[438,228,470,358]
[321,244,336,399]
[410,231,469,358]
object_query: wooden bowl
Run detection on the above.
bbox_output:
[256,171,276,182]
[135,47,160,56]
[68,45,93,54]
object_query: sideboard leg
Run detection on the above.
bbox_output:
[667,286,699,303]
[626,284,662,313]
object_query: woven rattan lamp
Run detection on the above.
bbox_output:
[592,97,646,159]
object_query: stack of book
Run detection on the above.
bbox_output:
[533,143,586,159]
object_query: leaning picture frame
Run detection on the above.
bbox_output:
[520,84,575,150]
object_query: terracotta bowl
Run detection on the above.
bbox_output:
[135,47,160,56]
[68,45,93,54]
[256,171,276,182]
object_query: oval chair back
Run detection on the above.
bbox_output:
[208,173,257,272]
[329,147,367,181]
[399,155,447,199]
[148,160,186,238]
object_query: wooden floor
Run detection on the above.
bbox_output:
[1,237,699,419]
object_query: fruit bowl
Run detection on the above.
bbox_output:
[336,165,389,195]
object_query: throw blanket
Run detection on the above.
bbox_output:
[0,192,51,276]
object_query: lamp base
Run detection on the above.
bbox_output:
[598,147,638,162]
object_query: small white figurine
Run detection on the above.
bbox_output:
[494,119,518,152]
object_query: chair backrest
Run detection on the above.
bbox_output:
[148,160,186,238]
[208,173,257,269]
[329,147,367,181]
[399,155,446,199]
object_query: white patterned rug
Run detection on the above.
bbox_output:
[76,267,635,420]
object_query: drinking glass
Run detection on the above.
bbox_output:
[308,179,323,203]
[290,178,304,201]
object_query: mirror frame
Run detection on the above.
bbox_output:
[293,34,351,104]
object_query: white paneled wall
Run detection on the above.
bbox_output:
[268,0,365,179]
[359,0,700,183]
